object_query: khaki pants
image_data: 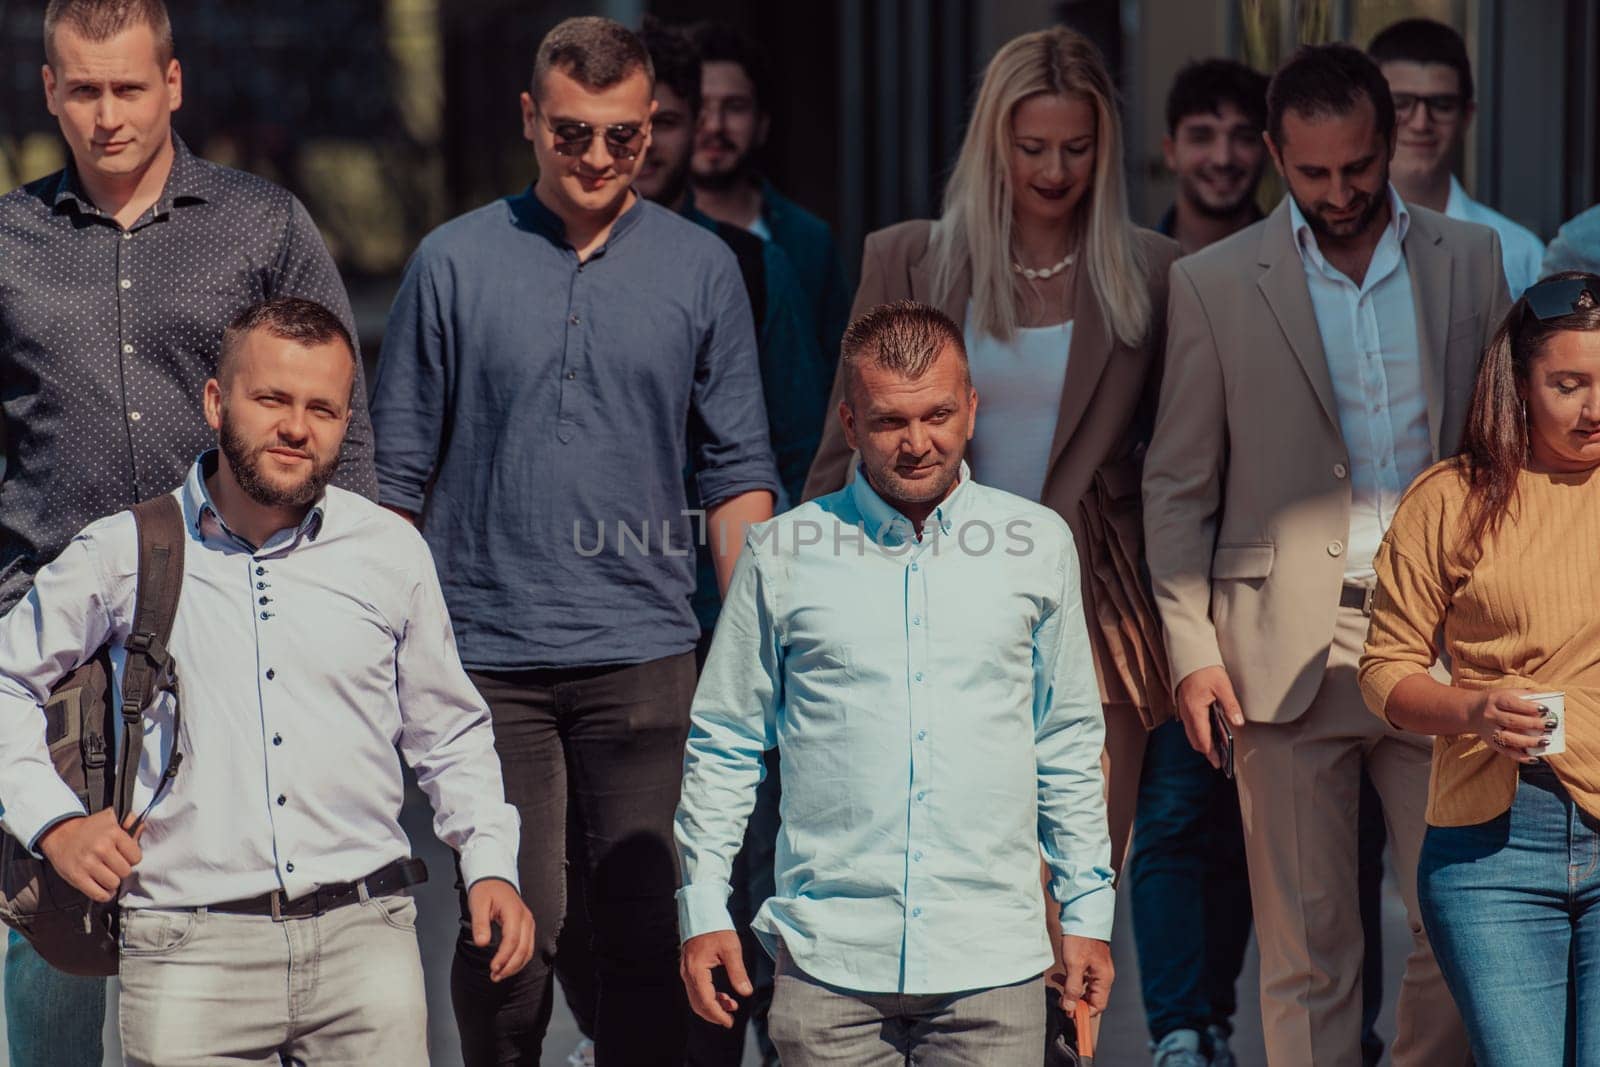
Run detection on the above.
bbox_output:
[1234,603,1468,1067]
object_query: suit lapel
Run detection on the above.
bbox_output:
[1044,260,1114,476]
[1402,211,1451,455]
[1256,203,1341,434]
[908,249,970,325]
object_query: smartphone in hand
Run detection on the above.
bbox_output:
[1210,703,1235,779]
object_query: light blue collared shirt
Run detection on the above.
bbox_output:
[0,453,520,908]
[1289,185,1431,581]
[675,464,1113,995]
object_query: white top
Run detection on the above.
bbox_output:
[0,456,520,908]
[963,306,1072,500]
[1445,175,1544,299]
[747,216,773,242]
[1289,185,1431,583]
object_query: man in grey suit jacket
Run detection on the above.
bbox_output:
[1143,44,1507,1067]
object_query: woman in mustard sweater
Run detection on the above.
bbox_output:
[1360,272,1600,1066]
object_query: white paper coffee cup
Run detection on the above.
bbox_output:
[1526,691,1566,757]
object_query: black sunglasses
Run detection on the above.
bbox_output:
[540,114,647,160]
[1524,276,1600,321]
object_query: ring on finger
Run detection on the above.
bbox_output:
[1492,728,1507,748]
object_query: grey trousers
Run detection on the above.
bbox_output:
[767,948,1045,1065]
[117,894,428,1067]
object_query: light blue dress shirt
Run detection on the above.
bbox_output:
[1289,185,1430,581]
[675,464,1113,995]
[1443,175,1544,299]
[0,454,520,908]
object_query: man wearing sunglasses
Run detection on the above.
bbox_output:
[1369,18,1545,298]
[370,15,779,1067]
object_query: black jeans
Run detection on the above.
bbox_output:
[452,653,696,1067]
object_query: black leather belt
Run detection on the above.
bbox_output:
[209,857,427,920]
[1340,583,1376,615]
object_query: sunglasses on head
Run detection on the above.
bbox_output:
[540,114,647,160]
[1524,276,1600,321]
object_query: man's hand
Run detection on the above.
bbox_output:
[1175,664,1244,767]
[1056,934,1114,1016]
[467,878,535,982]
[681,930,752,1028]
[36,809,142,903]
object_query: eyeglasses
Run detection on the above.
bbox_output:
[1524,276,1600,321]
[540,114,647,160]
[1392,92,1465,120]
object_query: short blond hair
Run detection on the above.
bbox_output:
[44,0,173,68]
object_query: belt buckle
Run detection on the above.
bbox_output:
[270,890,284,923]
[1363,586,1375,615]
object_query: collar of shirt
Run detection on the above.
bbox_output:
[52,132,211,221]
[182,450,327,556]
[1444,173,1473,219]
[1289,183,1410,291]
[508,184,645,254]
[847,462,970,545]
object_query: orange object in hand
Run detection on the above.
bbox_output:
[1075,999,1095,1063]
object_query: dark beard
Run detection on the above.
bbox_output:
[692,144,756,192]
[1182,176,1257,221]
[219,416,338,509]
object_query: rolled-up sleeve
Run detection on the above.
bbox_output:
[0,523,127,853]
[370,246,451,516]
[675,534,781,940]
[690,252,780,509]
[394,533,519,889]
[1033,527,1116,938]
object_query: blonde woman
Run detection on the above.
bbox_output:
[802,20,1177,1023]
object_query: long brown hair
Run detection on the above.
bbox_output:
[1459,271,1600,549]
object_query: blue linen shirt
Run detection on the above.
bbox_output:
[676,465,1115,995]
[0,454,520,909]
[370,190,779,670]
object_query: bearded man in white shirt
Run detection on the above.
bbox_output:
[0,298,533,1067]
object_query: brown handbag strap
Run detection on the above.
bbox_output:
[115,495,186,824]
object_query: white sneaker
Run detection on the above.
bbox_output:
[1152,1028,1208,1067]
[566,1038,596,1067]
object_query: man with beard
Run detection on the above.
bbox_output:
[1369,19,1544,299]
[0,3,376,1063]
[1132,57,1266,1067]
[0,297,531,1066]
[677,301,1115,1064]
[370,16,778,1065]
[689,20,851,365]
[548,20,824,1067]
[1143,43,1506,1067]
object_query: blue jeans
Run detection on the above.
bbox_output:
[5,930,105,1067]
[1419,763,1600,1066]
[1128,719,1253,1041]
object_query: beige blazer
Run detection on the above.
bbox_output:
[1142,199,1510,724]
[802,218,1181,713]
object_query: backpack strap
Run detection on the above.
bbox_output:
[115,495,186,824]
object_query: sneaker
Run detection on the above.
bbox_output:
[1152,1028,1209,1067]
[566,1038,596,1067]
[1206,1024,1237,1067]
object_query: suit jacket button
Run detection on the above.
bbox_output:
[1333,463,1348,479]
[1327,540,1344,556]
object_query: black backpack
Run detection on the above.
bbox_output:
[0,495,186,976]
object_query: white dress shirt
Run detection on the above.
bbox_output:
[1290,186,1432,582]
[0,454,519,908]
[964,305,1073,500]
[1444,174,1544,299]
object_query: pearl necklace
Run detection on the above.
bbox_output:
[1011,251,1075,280]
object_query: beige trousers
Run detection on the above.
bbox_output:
[1234,603,1469,1067]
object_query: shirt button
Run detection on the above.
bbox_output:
[272,733,282,746]
[121,231,132,241]
[566,371,576,380]
[285,862,294,873]
[910,562,919,572]
[569,314,580,325]
[912,907,923,918]
[265,668,275,680]
[276,794,286,806]
[912,615,921,626]
[916,791,926,802]
[256,581,266,590]
[119,278,131,289]
[1333,463,1348,479]
[1327,541,1344,557]
[260,611,272,620]
[917,729,927,741]
[255,566,265,576]
[122,343,134,354]
[913,850,923,862]
[914,671,924,682]
[259,595,271,605]
[128,411,141,422]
